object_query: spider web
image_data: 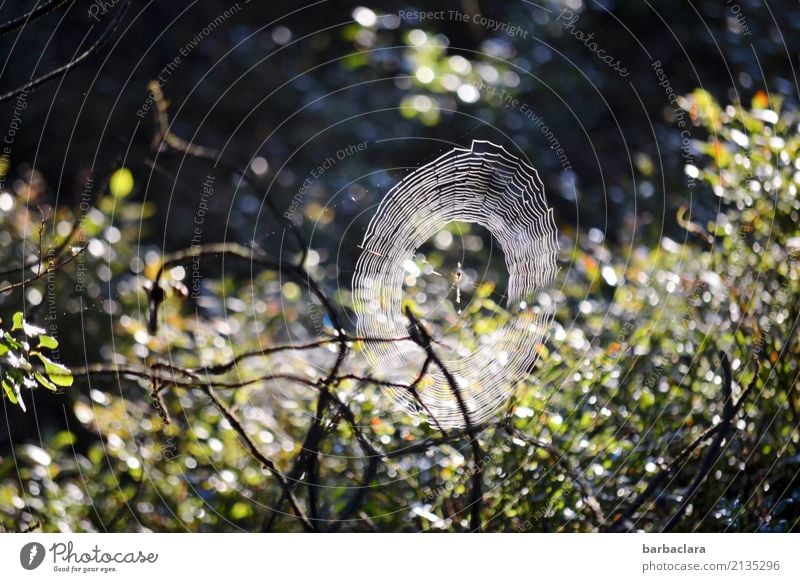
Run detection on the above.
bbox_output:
[352,140,559,428]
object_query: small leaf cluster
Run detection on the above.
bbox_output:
[0,312,72,412]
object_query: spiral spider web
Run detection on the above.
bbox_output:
[352,140,559,428]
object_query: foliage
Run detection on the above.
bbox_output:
[0,312,72,412]
[0,91,797,532]
[0,1,798,533]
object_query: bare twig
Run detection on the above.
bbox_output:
[0,0,70,37]
[202,385,315,531]
[147,84,308,266]
[677,205,714,245]
[504,424,606,527]
[404,306,484,532]
[148,81,220,159]
[194,336,413,376]
[325,388,382,531]
[0,0,131,105]
[0,245,86,294]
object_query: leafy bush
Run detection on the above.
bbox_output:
[1,88,798,533]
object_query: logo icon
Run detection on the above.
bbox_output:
[20,542,46,570]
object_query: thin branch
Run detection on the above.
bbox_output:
[193,336,413,376]
[149,238,349,527]
[663,352,735,531]
[148,81,220,159]
[503,424,606,527]
[404,307,483,532]
[149,242,341,344]
[71,363,323,392]
[0,210,80,280]
[326,389,381,531]
[385,426,490,458]
[148,84,308,265]
[0,0,132,105]
[202,385,315,532]
[0,0,70,38]
[148,90,349,527]
[405,356,448,434]
[0,245,86,294]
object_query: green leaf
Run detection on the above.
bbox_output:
[2,376,25,412]
[34,371,58,391]
[51,431,77,449]
[230,501,253,520]
[11,312,23,332]
[11,312,46,337]
[3,332,23,351]
[37,335,59,350]
[32,352,73,387]
[109,167,134,199]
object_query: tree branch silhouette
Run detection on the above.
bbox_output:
[404,306,484,532]
[0,0,131,105]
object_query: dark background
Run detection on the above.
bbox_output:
[3,0,798,254]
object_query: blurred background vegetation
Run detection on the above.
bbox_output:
[0,0,798,532]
